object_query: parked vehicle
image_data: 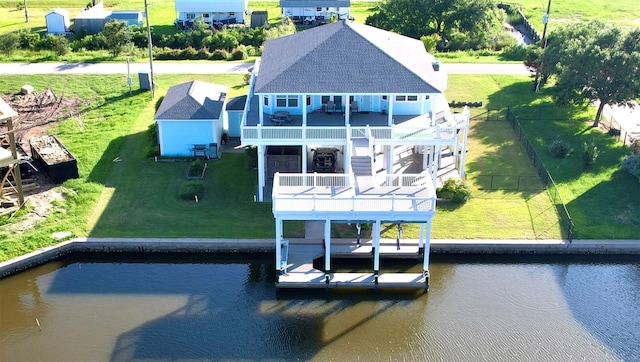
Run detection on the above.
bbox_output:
[311,148,337,173]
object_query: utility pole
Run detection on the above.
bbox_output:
[534,0,552,92]
[23,0,29,22]
[144,0,156,99]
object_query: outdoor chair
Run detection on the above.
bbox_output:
[326,100,335,113]
[350,101,358,114]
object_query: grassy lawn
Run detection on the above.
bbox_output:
[510,0,640,33]
[2,71,638,261]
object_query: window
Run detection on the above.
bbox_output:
[276,95,298,107]
[203,13,210,18]
[316,7,322,12]
[395,95,418,102]
[425,95,430,100]
[306,96,311,106]
[263,96,268,106]
[229,12,235,16]
[382,95,388,100]
[321,96,330,104]
[186,13,196,20]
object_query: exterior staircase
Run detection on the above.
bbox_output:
[351,138,373,176]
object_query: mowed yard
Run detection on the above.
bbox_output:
[1,72,638,261]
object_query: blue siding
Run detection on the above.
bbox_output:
[158,120,216,157]
[227,111,242,137]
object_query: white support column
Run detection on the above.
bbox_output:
[431,146,439,189]
[459,107,470,179]
[257,145,266,202]
[302,144,308,174]
[324,219,331,272]
[303,93,307,126]
[259,95,265,125]
[275,217,282,270]
[373,220,381,274]
[385,145,394,173]
[423,221,432,272]
[387,97,394,126]
[344,130,351,174]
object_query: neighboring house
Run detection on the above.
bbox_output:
[240,20,470,289]
[45,8,70,34]
[280,0,350,23]
[74,1,143,34]
[175,0,248,28]
[155,81,228,158]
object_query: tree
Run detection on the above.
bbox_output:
[101,20,133,57]
[540,21,640,127]
[365,0,501,50]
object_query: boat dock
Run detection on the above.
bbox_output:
[276,239,428,290]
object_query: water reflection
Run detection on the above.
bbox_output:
[0,253,638,361]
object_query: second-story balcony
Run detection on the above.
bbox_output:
[241,95,467,146]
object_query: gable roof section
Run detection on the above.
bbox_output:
[254,21,441,95]
[155,80,228,120]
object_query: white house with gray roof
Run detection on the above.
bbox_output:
[155,80,228,158]
[241,20,470,290]
[175,0,248,28]
[280,0,350,23]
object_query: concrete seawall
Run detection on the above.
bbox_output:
[1,237,638,279]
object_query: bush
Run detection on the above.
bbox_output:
[437,178,473,204]
[36,34,70,55]
[16,29,40,50]
[231,46,248,60]
[548,137,571,158]
[621,155,640,178]
[582,140,599,167]
[501,44,527,61]
[0,32,19,56]
[210,49,229,60]
[178,181,204,201]
[421,34,440,53]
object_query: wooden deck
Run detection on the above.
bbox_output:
[276,243,429,290]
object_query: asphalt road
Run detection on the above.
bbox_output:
[0,62,532,75]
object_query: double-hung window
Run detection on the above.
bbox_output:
[276,95,298,108]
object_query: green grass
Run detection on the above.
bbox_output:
[510,0,640,34]
[2,72,638,261]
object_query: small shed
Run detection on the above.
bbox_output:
[74,1,110,34]
[225,95,246,138]
[155,81,228,158]
[250,11,267,28]
[45,8,70,34]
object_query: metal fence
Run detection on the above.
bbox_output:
[474,175,543,191]
[503,108,575,240]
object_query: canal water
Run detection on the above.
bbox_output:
[1,253,639,361]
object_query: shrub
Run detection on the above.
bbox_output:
[16,29,40,50]
[231,46,248,60]
[36,34,70,55]
[582,140,599,167]
[548,137,571,158]
[420,34,440,53]
[180,46,199,59]
[437,178,472,204]
[210,49,229,60]
[178,181,204,201]
[501,44,527,61]
[0,32,19,56]
[621,155,640,178]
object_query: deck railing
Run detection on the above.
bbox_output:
[242,124,458,144]
[272,173,436,217]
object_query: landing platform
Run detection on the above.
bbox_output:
[277,271,428,289]
[276,242,428,290]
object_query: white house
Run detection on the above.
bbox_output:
[155,81,228,158]
[280,0,350,24]
[175,0,248,28]
[45,8,70,34]
[240,20,470,290]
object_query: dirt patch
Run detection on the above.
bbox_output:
[1,88,84,236]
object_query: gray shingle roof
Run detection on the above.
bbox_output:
[254,20,442,95]
[155,80,228,120]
